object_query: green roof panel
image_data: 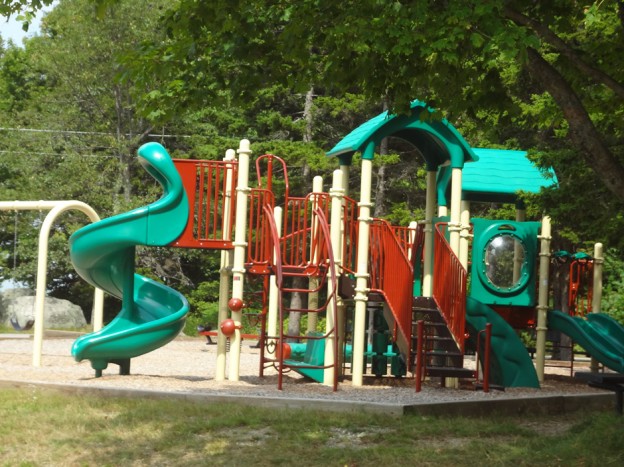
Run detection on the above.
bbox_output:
[327,110,391,158]
[462,148,557,202]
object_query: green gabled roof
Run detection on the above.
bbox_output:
[462,148,558,203]
[327,100,479,169]
[327,109,393,157]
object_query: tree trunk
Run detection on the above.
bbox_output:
[301,86,315,183]
[286,276,306,342]
[303,86,314,144]
[526,48,624,203]
[505,8,624,100]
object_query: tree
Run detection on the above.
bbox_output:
[0,1,367,328]
[0,0,186,319]
[115,1,624,206]
[9,0,624,326]
[0,0,56,30]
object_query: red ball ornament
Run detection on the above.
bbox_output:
[277,343,292,360]
[220,318,237,337]
[228,297,244,312]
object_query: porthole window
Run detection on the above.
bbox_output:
[484,233,526,291]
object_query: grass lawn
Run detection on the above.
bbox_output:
[1,387,623,466]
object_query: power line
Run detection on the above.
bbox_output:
[0,150,118,158]
[0,127,196,138]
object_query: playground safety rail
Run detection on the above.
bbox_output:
[433,222,467,352]
[391,224,419,259]
[246,188,276,274]
[338,195,359,275]
[569,255,594,316]
[281,193,331,269]
[368,219,414,351]
[172,158,238,249]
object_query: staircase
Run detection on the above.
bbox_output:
[411,296,475,381]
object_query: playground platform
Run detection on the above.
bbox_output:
[0,334,617,417]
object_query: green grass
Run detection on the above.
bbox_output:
[1,388,623,466]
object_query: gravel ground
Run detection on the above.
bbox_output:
[0,333,606,406]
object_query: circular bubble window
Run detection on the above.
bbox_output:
[483,233,528,292]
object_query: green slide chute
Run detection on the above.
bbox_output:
[466,297,540,388]
[547,310,624,373]
[70,142,190,374]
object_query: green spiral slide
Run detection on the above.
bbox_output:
[70,142,190,376]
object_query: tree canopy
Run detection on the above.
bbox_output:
[119,1,624,201]
[2,0,624,326]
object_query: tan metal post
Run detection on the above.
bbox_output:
[422,171,437,297]
[216,148,236,381]
[336,165,349,374]
[459,200,471,270]
[339,164,350,197]
[228,139,252,381]
[267,207,283,354]
[0,200,102,367]
[307,176,324,334]
[535,216,552,383]
[449,168,463,257]
[352,144,375,386]
[590,242,604,373]
[324,169,344,386]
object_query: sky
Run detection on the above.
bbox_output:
[1,4,55,46]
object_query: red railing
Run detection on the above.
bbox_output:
[569,257,594,316]
[281,193,331,269]
[391,225,417,259]
[433,223,467,352]
[256,153,289,201]
[368,219,414,349]
[172,158,238,249]
[264,205,339,391]
[411,223,426,265]
[246,188,275,274]
[339,196,359,275]
[252,153,332,273]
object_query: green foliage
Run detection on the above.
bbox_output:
[531,148,624,251]
[600,249,624,325]
[187,282,220,320]
[4,0,624,335]
[0,0,178,315]
[0,0,55,29]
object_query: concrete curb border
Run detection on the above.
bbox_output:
[0,379,405,416]
[0,379,616,417]
[403,393,614,417]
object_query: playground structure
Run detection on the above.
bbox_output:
[0,200,104,367]
[63,100,624,391]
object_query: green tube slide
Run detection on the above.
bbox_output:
[547,310,624,373]
[70,142,190,374]
[466,297,540,388]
